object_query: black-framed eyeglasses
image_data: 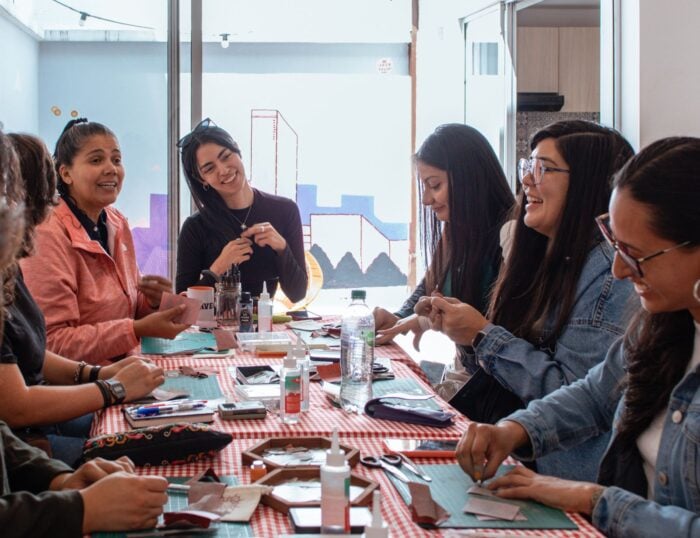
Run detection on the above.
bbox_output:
[177,117,216,150]
[517,157,569,185]
[595,212,691,278]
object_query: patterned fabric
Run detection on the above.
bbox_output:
[83,422,233,467]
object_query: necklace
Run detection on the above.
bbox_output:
[231,198,254,230]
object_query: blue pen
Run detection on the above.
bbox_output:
[134,403,206,416]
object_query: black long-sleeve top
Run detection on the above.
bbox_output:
[176,189,308,302]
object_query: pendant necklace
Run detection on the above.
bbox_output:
[231,193,254,230]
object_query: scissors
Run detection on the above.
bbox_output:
[360,454,411,482]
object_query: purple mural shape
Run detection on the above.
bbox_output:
[131,193,168,277]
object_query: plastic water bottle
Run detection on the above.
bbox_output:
[340,289,374,414]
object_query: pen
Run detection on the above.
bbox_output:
[134,403,206,416]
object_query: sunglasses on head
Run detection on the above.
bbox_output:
[177,118,216,150]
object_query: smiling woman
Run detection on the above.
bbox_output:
[176,118,308,303]
[20,119,189,364]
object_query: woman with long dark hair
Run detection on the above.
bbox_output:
[423,121,636,481]
[3,133,164,466]
[176,118,307,301]
[374,123,514,349]
[456,137,700,538]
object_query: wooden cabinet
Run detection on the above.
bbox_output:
[517,26,600,112]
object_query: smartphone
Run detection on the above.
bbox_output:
[383,438,458,457]
[419,360,447,386]
[218,401,267,420]
[287,309,322,321]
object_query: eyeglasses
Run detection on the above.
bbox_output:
[595,212,691,277]
[518,157,569,185]
[177,117,215,150]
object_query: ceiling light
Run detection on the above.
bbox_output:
[220,33,230,49]
[78,12,87,26]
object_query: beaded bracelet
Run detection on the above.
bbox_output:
[94,380,112,408]
[88,365,102,382]
[74,361,87,385]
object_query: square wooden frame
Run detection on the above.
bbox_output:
[241,436,360,469]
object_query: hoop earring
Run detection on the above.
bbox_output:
[201,182,210,191]
[694,279,700,304]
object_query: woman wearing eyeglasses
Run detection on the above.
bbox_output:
[175,119,307,303]
[455,137,700,538]
[419,120,636,482]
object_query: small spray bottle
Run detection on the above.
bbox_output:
[321,427,350,534]
[257,281,273,333]
[363,490,389,538]
[293,343,310,412]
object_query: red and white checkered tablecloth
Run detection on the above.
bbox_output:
[92,339,603,537]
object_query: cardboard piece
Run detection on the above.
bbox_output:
[159,292,202,326]
[463,498,521,521]
[408,481,449,526]
[212,328,238,350]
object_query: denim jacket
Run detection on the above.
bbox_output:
[467,242,636,481]
[508,338,700,537]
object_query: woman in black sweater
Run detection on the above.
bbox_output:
[176,119,307,301]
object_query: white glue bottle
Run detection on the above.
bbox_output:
[321,427,350,534]
[294,343,310,412]
[257,281,273,333]
[363,490,389,538]
[280,351,301,425]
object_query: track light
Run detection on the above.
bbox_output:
[220,33,230,49]
[78,12,87,26]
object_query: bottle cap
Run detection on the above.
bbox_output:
[260,281,270,301]
[240,291,252,303]
[251,460,265,469]
[351,289,366,300]
[283,350,297,369]
[326,427,346,467]
[363,490,389,538]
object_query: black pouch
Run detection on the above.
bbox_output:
[448,367,525,424]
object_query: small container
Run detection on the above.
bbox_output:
[257,281,273,333]
[215,265,241,330]
[239,291,254,332]
[280,352,301,425]
[250,460,268,482]
[321,428,350,534]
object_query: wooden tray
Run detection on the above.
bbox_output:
[253,467,377,515]
[241,436,360,469]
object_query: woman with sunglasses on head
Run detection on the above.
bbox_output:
[1,133,165,466]
[20,119,189,365]
[373,124,514,353]
[176,119,307,302]
[420,121,636,481]
[0,129,168,537]
[456,137,700,538]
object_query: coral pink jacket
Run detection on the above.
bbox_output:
[21,200,152,365]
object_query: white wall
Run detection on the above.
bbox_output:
[0,11,39,132]
[416,0,496,142]
[620,0,700,149]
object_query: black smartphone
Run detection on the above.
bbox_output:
[287,309,322,321]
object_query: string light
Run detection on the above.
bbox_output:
[51,0,154,30]
[220,33,230,49]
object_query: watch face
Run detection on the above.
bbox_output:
[107,380,126,400]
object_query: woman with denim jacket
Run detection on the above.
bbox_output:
[456,137,700,537]
[419,121,636,481]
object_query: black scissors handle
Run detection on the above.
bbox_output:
[360,454,401,467]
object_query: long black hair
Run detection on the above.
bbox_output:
[613,137,700,450]
[53,118,116,199]
[416,123,514,313]
[179,123,247,245]
[488,121,634,347]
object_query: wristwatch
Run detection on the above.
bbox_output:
[104,379,127,405]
